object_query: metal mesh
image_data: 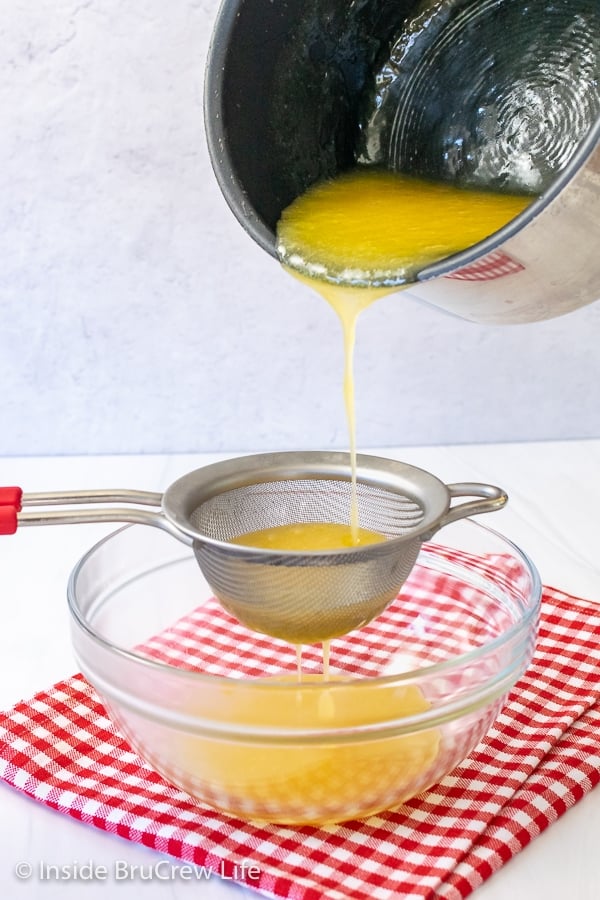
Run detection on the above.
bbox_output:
[194,535,422,644]
[189,477,426,644]
[190,478,425,541]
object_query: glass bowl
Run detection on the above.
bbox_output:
[68,519,541,824]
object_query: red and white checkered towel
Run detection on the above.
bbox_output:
[2,555,600,900]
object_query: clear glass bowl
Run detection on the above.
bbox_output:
[68,519,541,824]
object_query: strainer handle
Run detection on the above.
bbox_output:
[437,482,508,530]
[0,487,193,545]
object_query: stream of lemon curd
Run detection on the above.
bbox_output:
[235,168,531,650]
[203,170,530,820]
[277,169,530,535]
[233,169,530,659]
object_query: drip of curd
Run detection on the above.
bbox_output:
[276,167,531,526]
[171,171,530,823]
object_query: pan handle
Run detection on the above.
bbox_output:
[0,487,193,545]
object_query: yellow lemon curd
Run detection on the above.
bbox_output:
[277,167,531,285]
[231,521,386,550]
[151,520,434,823]
[156,171,529,823]
[276,168,531,535]
[152,674,441,824]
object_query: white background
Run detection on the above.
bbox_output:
[1,0,599,457]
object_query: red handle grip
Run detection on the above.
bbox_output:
[0,506,18,535]
[0,488,23,534]
[0,487,23,509]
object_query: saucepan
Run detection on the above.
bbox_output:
[204,0,599,324]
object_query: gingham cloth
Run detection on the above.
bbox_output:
[2,551,600,900]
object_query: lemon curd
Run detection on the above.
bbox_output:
[167,523,438,824]
[172,675,440,824]
[175,523,439,823]
[276,167,531,534]
[173,172,528,823]
[276,168,532,286]
[231,521,386,551]
[232,521,388,679]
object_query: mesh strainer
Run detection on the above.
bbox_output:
[2,452,507,643]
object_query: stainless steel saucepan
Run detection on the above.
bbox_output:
[204,0,599,324]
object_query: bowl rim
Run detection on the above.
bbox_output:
[67,519,542,693]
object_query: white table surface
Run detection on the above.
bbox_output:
[1,441,599,899]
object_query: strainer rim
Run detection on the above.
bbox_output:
[161,450,450,552]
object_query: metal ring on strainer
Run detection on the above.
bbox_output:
[1,452,507,643]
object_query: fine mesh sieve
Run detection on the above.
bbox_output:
[188,473,427,642]
[2,452,507,643]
